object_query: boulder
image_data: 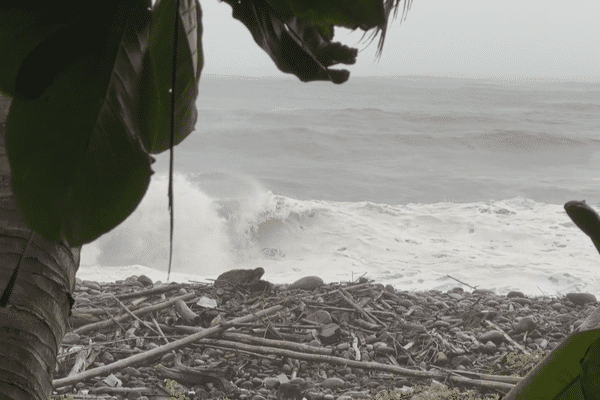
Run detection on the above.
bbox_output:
[288,276,324,291]
[566,293,597,306]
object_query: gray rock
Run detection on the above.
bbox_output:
[321,377,345,390]
[511,297,533,306]
[478,330,504,344]
[137,275,153,286]
[319,323,341,344]
[513,316,537,334]
[434,352,448,365]
[83,280,101,291]
[507,291,525,298]
[306,310,332,325]
[289,276,324,291]
[62,332,80,345]
[216,267,265,288]
[396,299,414,308]
[277,383,303,400]
[566,293,597,306]
[452,355,471,367]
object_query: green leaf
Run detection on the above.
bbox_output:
[581,336,600,399]
[263,0,385,33]
[503,318,600,399]
[0,2,101,97]
[222,0,357,84]
[6,0,154,246]
[139,0,204,154]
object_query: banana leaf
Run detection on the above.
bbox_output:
[5,0,154,246]
[139,0,203,154]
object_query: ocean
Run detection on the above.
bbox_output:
[78,74,600,296]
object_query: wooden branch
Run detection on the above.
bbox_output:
[53,304,285,388]
[174,298,200,323]
[159,325,333,356]
[338,288,382,326]
[73,292,195,334]
[175,336,517,392]
[114,283,184,300]
[112,295,160,335]
[485,320,530,355]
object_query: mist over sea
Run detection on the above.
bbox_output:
[79,75,600,296]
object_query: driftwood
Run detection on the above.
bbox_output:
[53,276,593,399]
[183,337,517,392]
[53,304,284,388]
[73,292,196,334]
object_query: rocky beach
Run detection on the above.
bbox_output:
[52,272,599,400]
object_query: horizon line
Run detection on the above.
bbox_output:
[201,72,600,83]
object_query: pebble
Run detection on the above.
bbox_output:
[507,291,525,298]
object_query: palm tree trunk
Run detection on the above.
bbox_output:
[0,93,81,400]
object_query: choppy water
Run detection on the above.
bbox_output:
[79,75,600,296]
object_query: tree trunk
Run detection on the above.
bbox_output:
[0,93,81,399]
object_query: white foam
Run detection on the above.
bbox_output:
[80,175,600,296]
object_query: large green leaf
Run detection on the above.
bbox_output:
[0,3,82,96]
[139,0,204,154]
[222,0,358,84]
[6,0,154,246]
[503,328,600,400]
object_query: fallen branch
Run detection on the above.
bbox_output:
[53,304,285,388]
[73,292,195,335]
[174,337,518,392]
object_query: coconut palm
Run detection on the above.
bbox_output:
[0,0,413,398]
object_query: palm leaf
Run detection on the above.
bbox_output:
[222,0,413,84]
[6,0,153,246]
[139,0,204,154]
[222,0,358,84]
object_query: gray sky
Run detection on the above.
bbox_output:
[200,0,600,78]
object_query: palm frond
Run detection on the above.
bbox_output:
[362,0,413,59]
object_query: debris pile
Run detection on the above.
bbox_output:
[53,272,598,400]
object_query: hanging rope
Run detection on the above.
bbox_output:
[167,0,181,282]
